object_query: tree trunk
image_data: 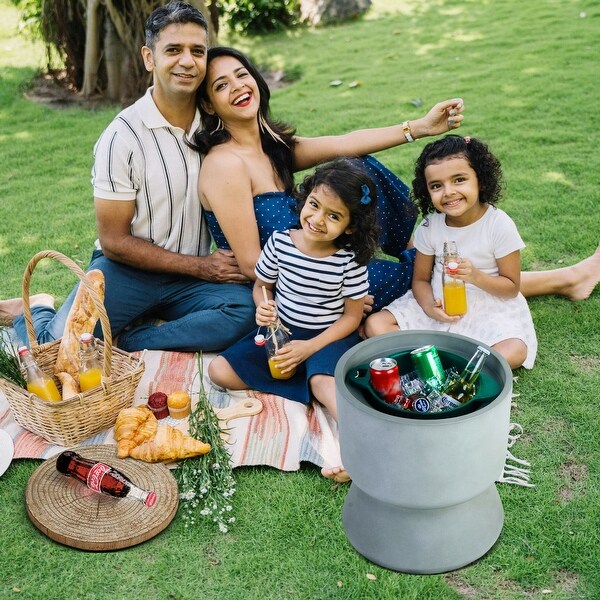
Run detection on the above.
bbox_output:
[104,17,124,102]
[80,0,102,97]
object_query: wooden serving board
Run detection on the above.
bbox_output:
[25,445,179,551]
[171,396,263,443]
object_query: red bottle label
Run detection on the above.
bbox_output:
[86,462,111,492]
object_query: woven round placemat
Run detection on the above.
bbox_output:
[25,445,179,551]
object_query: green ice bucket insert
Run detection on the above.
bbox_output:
[348,348,503,419]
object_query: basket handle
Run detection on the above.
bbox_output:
[21,250,113,379]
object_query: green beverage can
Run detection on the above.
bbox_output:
[410,344,445,389]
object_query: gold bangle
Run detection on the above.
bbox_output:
[402,121,415,143]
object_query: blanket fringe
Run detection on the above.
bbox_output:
[497,422,534,487]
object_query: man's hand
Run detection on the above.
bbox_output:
[195,250,250,283]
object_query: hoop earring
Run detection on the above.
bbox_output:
[258,113,287,147]
[214,117,224,132]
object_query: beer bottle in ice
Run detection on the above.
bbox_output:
[443,345,490,404]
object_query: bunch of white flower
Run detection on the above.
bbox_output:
[175,354,237,533]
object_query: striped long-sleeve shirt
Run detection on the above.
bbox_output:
[255,230,369,329]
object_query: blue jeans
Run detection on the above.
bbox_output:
[13,250,256,353]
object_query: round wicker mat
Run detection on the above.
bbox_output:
[25,445,179,551]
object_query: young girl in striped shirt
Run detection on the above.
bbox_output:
[208,158,379,481]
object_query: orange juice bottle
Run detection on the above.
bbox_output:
[18,346,61,402]
[265,324,296,380]
[78,333,102,391]
[442,241,467,316]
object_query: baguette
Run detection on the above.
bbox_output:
[54,269,105,378]
[56,371,80,400]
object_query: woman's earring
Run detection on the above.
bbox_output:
[214,117,224,132]
[258,113,287,146]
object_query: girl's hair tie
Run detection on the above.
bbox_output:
[360,184,372,205]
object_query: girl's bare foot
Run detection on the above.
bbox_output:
[321,465,351,483]
[0,294,55,324]
[566,244,600,301]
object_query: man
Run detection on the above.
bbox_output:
[9,2,255,352]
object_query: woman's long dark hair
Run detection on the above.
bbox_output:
[191,47,297,192]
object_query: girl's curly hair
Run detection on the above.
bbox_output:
[411,135,504,216]
[295,158,380,266]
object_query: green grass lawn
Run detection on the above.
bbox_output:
[1,0,599,598]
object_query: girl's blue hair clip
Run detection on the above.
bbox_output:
[360,184,372,205]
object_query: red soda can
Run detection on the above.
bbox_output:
[369,357,403,404]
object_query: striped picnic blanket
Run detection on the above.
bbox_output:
[0,350,342,470]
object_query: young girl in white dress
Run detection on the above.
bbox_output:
[364,135,537,369]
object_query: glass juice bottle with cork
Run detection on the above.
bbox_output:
[78,332,102,391]
[442,241,468,316]
[18,346,61,402]
[256,286,296,380]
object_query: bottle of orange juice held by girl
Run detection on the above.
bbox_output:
[256,324,296,380]
[442,241,468,316]
[18,346,61,402]
[78,333,102,391]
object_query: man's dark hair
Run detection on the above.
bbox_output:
[145,1,208,49]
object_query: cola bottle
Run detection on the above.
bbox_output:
[56,450,157,507]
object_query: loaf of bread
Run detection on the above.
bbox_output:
[56,371,80,400]
[54,269,105,378]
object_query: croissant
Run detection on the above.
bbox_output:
[129,424,211,463]
[56,371,80,400]
[114,406,158,459]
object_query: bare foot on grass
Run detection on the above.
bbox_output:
[566,244,600,301]
[321,465,351,484]
[0,294,55,324]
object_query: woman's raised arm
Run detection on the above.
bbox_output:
[292,98,464,171]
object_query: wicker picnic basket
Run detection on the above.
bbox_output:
[0,250,144,446]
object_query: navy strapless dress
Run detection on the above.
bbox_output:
[205,155,417,311]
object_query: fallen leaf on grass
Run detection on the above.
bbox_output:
[329,80,343,87]
[348,81,362,88]
[337,581,343,587]
[366,573,377,581]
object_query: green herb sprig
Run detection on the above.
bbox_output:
[0,327,26,388]
[175,353,236,532]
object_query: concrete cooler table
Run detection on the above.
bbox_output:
[335,330,512,574]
